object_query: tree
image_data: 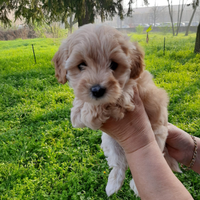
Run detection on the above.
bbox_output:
[194,22,200,53]
[0,0,56,27]
[76,0,124,26]
[185,0,199,36]
[0,0,14,27]
[0,0,129,27]
[151,1,159,27]
[68,12,77,34]
[167,0,175,36]
[150,1,166,27]
[0,0,150,28]
[176,0,186,36]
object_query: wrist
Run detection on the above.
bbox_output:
[181,136,200,174]
[124,140,160,172]
[125,139,194,200]
[183,135,196,167]
[191,137,200,174]
[121,127,156,154]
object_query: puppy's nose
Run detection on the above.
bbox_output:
[90,85,106,98]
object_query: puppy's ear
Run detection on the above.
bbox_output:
[129,42,145,79]
[52,48,68,84]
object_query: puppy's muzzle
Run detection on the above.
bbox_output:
[90,85,106,98]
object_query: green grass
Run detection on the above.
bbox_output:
[0,33,200,199]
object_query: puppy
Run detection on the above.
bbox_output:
[52,24,181,197]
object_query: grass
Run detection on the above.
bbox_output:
[0,33,200,199]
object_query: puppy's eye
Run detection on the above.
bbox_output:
[110,61,118,71]
[78,62,87,71]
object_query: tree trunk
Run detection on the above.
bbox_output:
[69,12,73,33]
[153,15,156,27]
[78,15,90,27]
[167,1,175,36]
[176,0,181,35]
[176,0,184,36]
[185,6,197,36]
[194,22,200,53]
[78,4,91,27]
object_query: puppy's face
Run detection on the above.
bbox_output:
[53,24,144,105]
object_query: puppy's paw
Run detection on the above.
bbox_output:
[82,117,103,130]
[106,167,125,197]
[130,179,139,197]
[71,119,85,128]
[71,112,85,128]
[109,106,125,120]
[170,159,182,173]
[164,148,182,173]
[124,103,135,112]
[71,98,85,128]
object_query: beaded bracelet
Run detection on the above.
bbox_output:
[181,135,198,170]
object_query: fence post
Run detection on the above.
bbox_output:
[32,44,37,64]
[163,37,165,55]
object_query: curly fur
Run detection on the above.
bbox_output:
[52,24,181,197]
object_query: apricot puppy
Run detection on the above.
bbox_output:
[52,24,181,197]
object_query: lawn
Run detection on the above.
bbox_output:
[0,32,200,200]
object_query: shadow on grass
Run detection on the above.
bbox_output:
[1,65,55,80]
[168,78,200,129]
[169,78,200,105]
[168,52,197,65]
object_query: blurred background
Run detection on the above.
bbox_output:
[0,0,199,40]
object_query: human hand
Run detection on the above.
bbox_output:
[167,123,194,167]
[100,87,155,154]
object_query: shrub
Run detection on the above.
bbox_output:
[0,27,36,40]
[33,23,68,38]
[135,25,144,34]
